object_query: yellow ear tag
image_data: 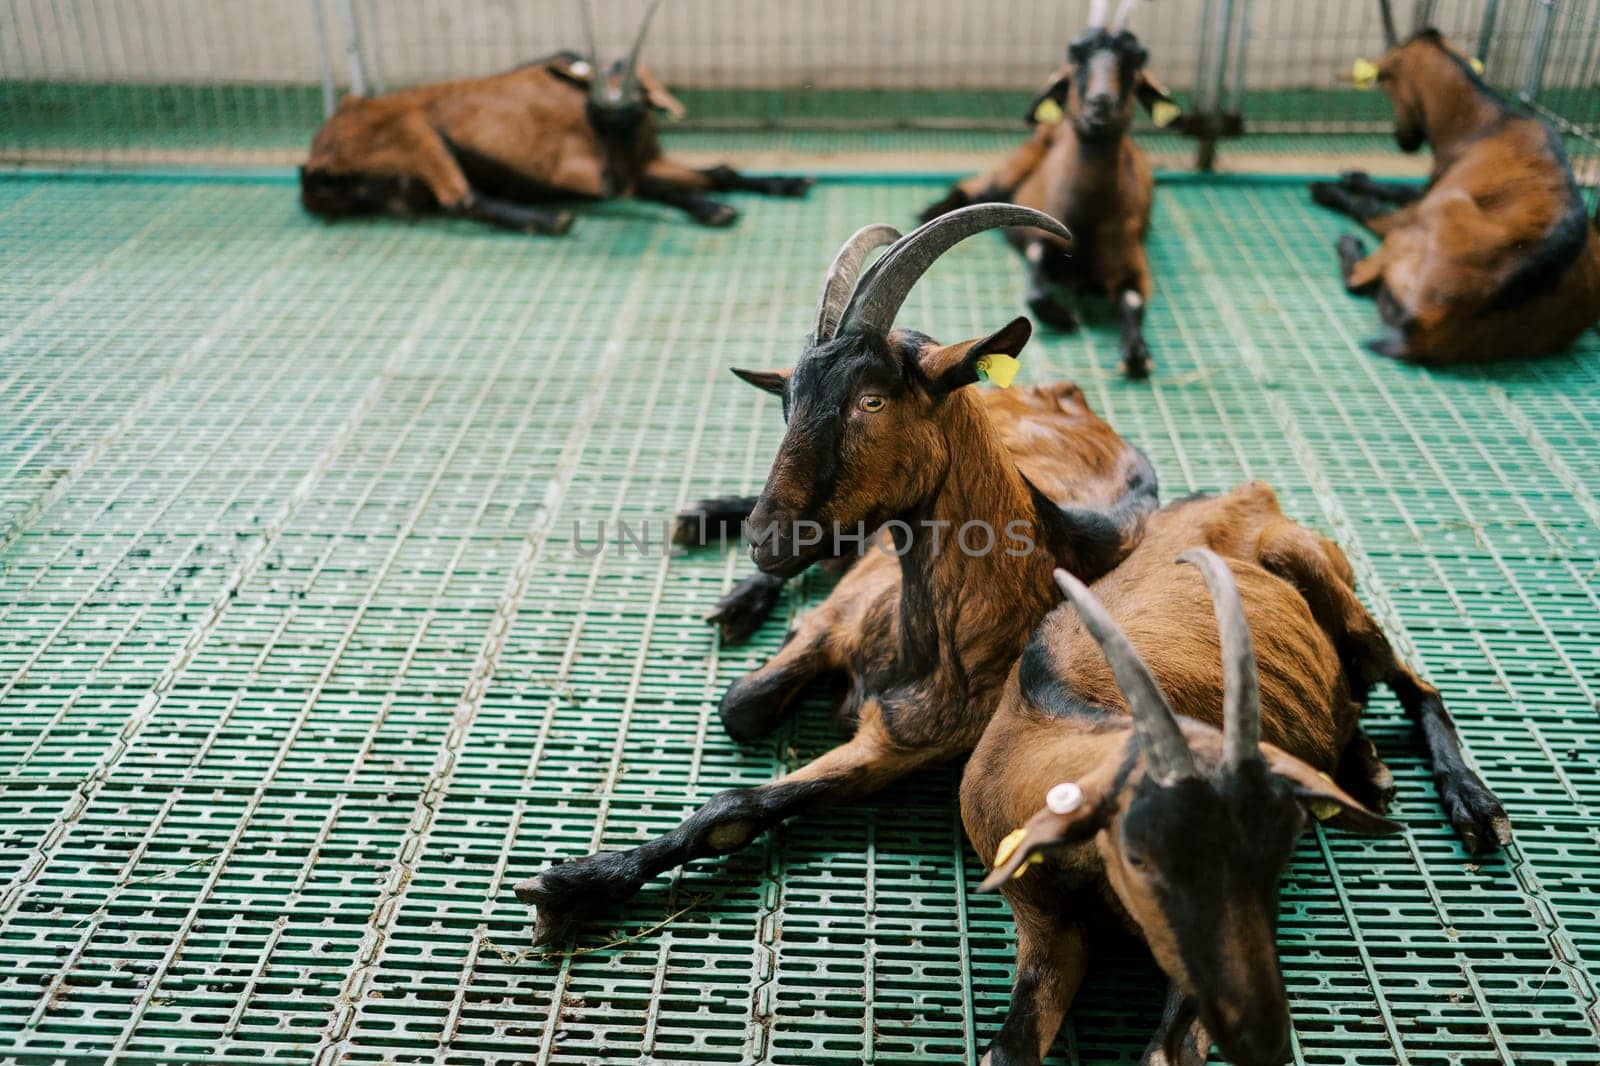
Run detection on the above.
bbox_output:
[1352,58,1379,90]
[1469,56,1485,75]
[1033,98,1064,125]
[992,826,1043,879]
[1151,100,1181,128]
[1308,771,1341,822]
[976,353,1020,388]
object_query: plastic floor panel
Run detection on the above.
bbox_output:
[0,172,1598,1065]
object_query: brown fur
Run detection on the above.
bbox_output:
[922,31,1173,376]
[516,319,1158,946]
[301,54,808,231]
[1314,32,1600,363]
[961,482,1509,1064]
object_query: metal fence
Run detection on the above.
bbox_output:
[1,0,1597,177]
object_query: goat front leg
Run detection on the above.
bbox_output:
[515,707,952,944]
[1258,527,1510,852]
[1023,239,1078,332]
[635,173,739,227]
[693,162,814,198]
[981,900,1089,1066]
[457,195,575,236]
[1338,170,1423,205]
[1116,282,1152,379]
[1139,983,1212,1066]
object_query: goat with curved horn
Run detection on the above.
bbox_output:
[963,481,1504,1064]
[812,223,901,345]
[1053,567,1195,784]
[301,0,811,235]
[1178,547,1262,768]
[838,204,1071,339]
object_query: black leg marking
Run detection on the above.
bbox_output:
[983,972,1044,1066]
[1336,728,1398,814]
[699,164,813,197]
[707,571,788,644]
[1389,675,1511,852]
[1310,181,1394,224]
[1024,241,1078,332]
[1140,985,1209,1066]
[637,176,738,226]
[672,494,759,547]
[1337,234,1377,295]
[716,638,820,740]
[456,194,574,236]
[1117,287,1152,379]
[516,775,839,944]
[1339,169,1422,205]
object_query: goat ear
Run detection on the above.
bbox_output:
[921,317,1032,396]
[547,53,595,89]
[1026,65,1073,125]
[978,782,1106,892]
[1135,71,1182,127]
[634,65,687,120]
[1262,743,1404,836]
[730,367,789,396]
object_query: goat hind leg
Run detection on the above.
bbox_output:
[1336,728,1397,814]
[458,195,574,236]
[636,174,738,227]
[516,711,947,944]
[1258,527,1510,852]
[697,163,813,198]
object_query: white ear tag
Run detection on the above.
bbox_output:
[1046,781,1084,814]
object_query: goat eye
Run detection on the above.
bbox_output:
[858,395,886,413]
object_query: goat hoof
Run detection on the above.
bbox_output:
[1120,342,1153,380]
[771,176,814,197]
[1338,169,1372,187]
[1027,294,1078,332]
[696,203,739,227]
[1440,773,1512,854]
[1336,234,1367,258]
[1309,181,1343,209]
[707,574,785,644]
[516,858,640,945]
[544,211,576,237]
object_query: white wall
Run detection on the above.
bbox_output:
[0,0,1568,93]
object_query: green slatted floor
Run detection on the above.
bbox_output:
[1,171,1598,1065]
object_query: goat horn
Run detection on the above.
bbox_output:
[1053,568,1196,784]
[813,224,901,345]
[1378,0,1398,49]
[576,0,605,105]
[838,204,1070,340]
[1088,0,1110,30]
[621,0,668,96]
[1177,549,1262,770]
[1111,0,1141,32]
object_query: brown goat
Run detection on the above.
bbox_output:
[1310,26,1600,363]
[921,0,1179,377]
[963,484,1510,1065]
[300,3,811,235]
[516,205,1159,944]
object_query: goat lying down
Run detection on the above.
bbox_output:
[301,2,811,235]
[963,484,1511,1066]
[516,205,1158,944]
[921,0,1179,377]
[1311,25,1600,363]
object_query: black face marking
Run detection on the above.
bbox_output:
[1066,29,1149,130]
[777,331,928,515]
[1122,766,1302,1007]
